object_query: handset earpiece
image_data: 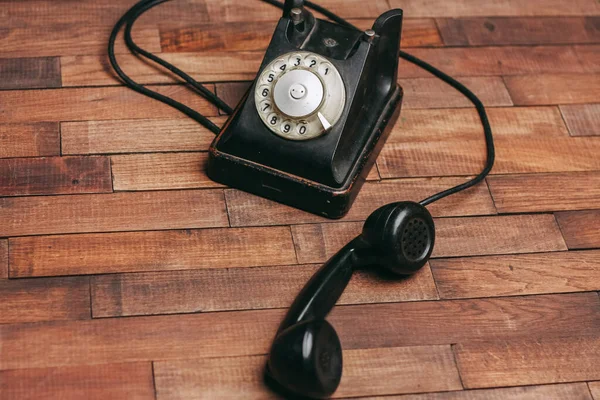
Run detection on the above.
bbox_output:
[267,201,435,398]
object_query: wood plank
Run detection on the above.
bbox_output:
[10,226,297,278]
[90,263,438,317]
[378,136,600,179]
[203,0,390,22]
[0,277,90,324]
[387,0,600,17]
[0,85,218,123]
[488,172,600,213]
[292,214,567,264]
[400,46,585,78]
[0,240,7,279]
[1,26,161,58]
[225,177,496,228]
[61,117,226,155]
[437,17,600,46]
[215,77,513,111]
[430,250,600,299]
[0,189,227,238]
[2,293,598,371]
[0,57,61,89]
[556,210,600,249]
[0,362,155,400]
[505,73,600,105]
[362,383,594,400]
[154,346,461,399]
[0,123,60,158]
[590,382,600,400]
[561,104,600,136]
[0,156,112,197]
[65,44,559,86]
[575,45,600,72]
[389,106,569,142]
[455,335,600,389]
[159,18,442,53]
[111,152,224,191]
[61,52,263,87]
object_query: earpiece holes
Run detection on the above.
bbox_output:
[401,218,431,262]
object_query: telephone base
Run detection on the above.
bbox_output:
[208,86,402,219]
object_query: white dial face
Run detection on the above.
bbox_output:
[255,51,346,141]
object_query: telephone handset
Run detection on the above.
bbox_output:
[207,4,404,218]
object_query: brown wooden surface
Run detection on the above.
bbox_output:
[0,0,599,399]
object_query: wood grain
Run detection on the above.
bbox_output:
[0,156,112,197]
[455,336,600,388]
[61,117,226,155]
[505,73,600,105]
[401,46,586,78]
[61,51,263,86]
[160,18,442,53]
[10,226,297,278]
[330,292,600,349]
[488,172,600,213]
[437,17,600,46]
[575,44,600,72]
[362,383,594,400]
[0,189,227,237]
[590,382,600,400]
[111,152,224,191]
[556,210,600,249]
[0,25,161,58]
[0,57,61,89]
[0,123,60,158]
[215,77,513,111]
[378,136,600,178]
[292,215,567,264]
[90,263,438,317]
[0,277,90,324]
[154,347,461,399]
[225,177,496,227]
[0,240,7,279]
[389,106,569,142]
[2,293,597,371]
[203,0,390,22]
[0,362,155,400]
[387,0,600,17]
[430,250,600,299]
[0,85,217,123]
[561,104,600,136]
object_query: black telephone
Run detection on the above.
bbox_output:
[207,3,404,218]
[110,1,495,399]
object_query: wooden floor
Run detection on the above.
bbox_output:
[1,0,600,398]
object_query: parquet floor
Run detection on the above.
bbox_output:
[1,0,600,399]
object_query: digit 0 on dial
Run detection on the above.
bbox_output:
[255,51,345,141]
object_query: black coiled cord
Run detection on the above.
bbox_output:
[108,0,495,206]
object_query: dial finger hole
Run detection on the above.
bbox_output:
[297,123,308,135]
[280,120,296,135]
[288,54,304,68]
[318,62,332,77]
[273,59,288,73]
[262,71,277,84]
[259,100,272,114]
[258,85,271,98]
[267,113,279,126]
[304,55,318,69]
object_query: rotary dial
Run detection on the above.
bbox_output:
[255,51,346,141]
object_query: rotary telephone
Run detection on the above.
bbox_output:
[110,0,494,398]
[207,4,403,218]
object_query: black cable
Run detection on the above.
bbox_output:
[109,0,494,207]
[108,0,223,134]
[123,0,234,114]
